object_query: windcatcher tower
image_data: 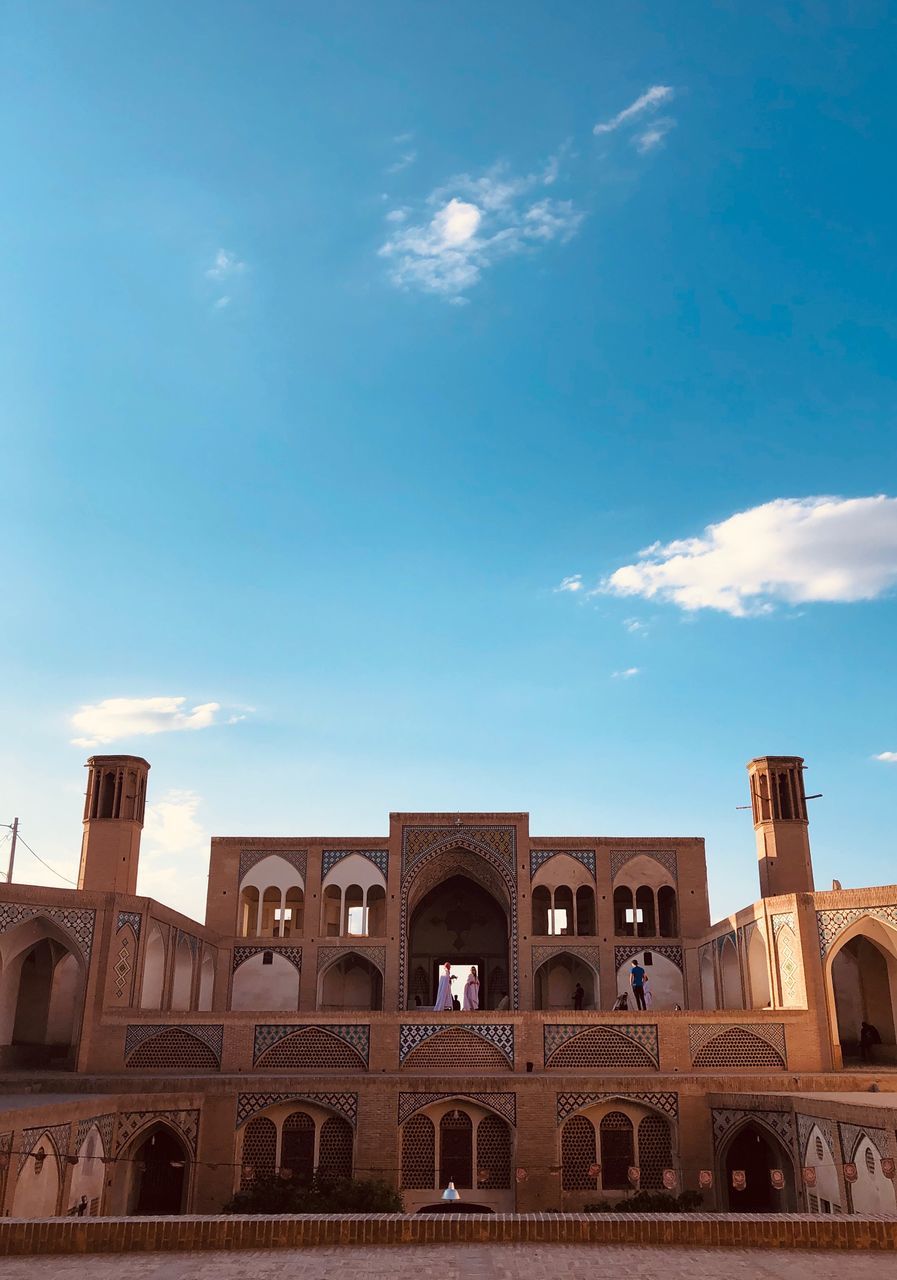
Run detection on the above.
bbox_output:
[79,755,150,894]
[747,755,814,898]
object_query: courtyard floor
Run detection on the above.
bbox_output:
[0,1245,893,1279]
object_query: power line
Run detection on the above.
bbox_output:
[15,832,78,886]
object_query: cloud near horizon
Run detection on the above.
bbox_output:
[598,496,897,616]
[139,789,210,920]
[70,696,225,747]
[380,157,583,302]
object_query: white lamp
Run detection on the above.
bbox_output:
[441,1180,460,1203]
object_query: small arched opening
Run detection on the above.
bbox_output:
[139,923,166,1009]
[128,1124,189,1215]
[719,937,742,1010]
[613,886,634,937]
[533,953,596,1011]
[318,952,383,1011]
[722,1120,796,1212]
[657,886,678,937]
[748,928,772,1010]
[700,949,716,1010]
[830,925,897,1065]
[635,887,656,938]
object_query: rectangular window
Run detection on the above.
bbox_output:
[625,908,644,924]
[346,906,368,936]
[547,909,568,936]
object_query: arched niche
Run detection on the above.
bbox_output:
[238,855,305,939]
[318,951,383,1011]
[139,922,166,1009]
[700,949,717,1010]
[321,855,387,938]
[612,855,676,940]
[533,953,597,1010]
[125,1124,189,1215]
[559,1098,675,1199]
[531,856,597,937]
[197,949,215,1011]
[849,1134,897,1215]
[803,1124,840,1213]
[170,936,194,1011]
[10,1136,61,1217]
[231,951,300,1011]
[829,919,897,1065]
[719,937,743,1010]
[237,1101,355,1192]
[399,1098,514,1213]
[68,1124,106,1216]
[747,927,772,1009]
[615,949,683,1009]
[720,1119,796,1211]
[407,870,509,1010]
[0,917,86,1068]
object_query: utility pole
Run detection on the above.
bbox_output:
[7,817,17,884]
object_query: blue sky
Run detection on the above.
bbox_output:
[2,1,896,922]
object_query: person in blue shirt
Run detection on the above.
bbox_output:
[629,960,647,1010]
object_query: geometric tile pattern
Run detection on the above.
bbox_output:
[714,930,737,953]
[614,944,683,972]
[0,902,96,961]
[238,849,307,883]
[252,1023,370,1065]
[232,946,302,974]
[397,1092,517,1127]
[124,1028,220,1071]
[177,929,200,957]
[316,945,386,976]
[556,1091,679,1124]
[532,945,600,975]
[125,1023,224,1062]
[235,1091,358,1128]
[711,1107,794,1149]
[112,927,135,1001]
[839,1121,893,1162]
[530,850,596,878]
[772,912,795,934]
[610,850,678,882]
[688,1021,786,1068]
[797,1112,836,1163]
[402,825,516,876]
[18,1123,71,1175]
[399,1022,514,1065]
[116,911,142,940]
[816,904,897,957]
[775,922,800,1006]
[75,1114,115,1158]
[544,1022,659,1065]
[114,1109,200,1156]
[322,849,389,878]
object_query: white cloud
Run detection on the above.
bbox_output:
[139,790,209,920]
[601,496,897,617]
[634,118,675,153]
[624,617,648,634]
[556,574,583,593]
[386,208,409,223]
[594,85,674,135]
[214,295,230,309]
[206,249,246,281]
[874,752,897,763]
[387,150,417,174]
[379,159,583,302]
[612,667,641,679]
[70,696,223,747]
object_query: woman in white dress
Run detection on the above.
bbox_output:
[433,962,455,1011]
[462,965,480,1012]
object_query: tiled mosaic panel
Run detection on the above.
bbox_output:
[561,1115,596,1190]
[240,1117,276,1187]
[797,1112,837,1163]
[556,1091,678,1125]
[712,1107,794,1148]
[532,945,600,973]
[113,925,136,1001]
[544,1023,659,1070]
[816,904,897,957]
[400,1022,514,1064]
[476,1114,512,1189]
[402,1028,513,1073]
[236,1091,358,1128]
[689,1021,786,1067]
[253,1023,369,1065]
[638,1113,672,1189]
[613,944,684,971]
[18,1122,70,1175]
[116,910,142,940]
[177,929,200,956]
[255,1028,366,1071]
[125,1023,223,1061]
[125,1027,221,1070]
[839,1120,893,1161]
[239,848,307,883]
[775,923,800,1005]
[714,930,737,953]
[75,1114,115,1157]
[402,825,516,875]
[772,911,795,934]
[232,945,303,973]
[401,1114,435,1189]
[318,1116,354,1180]
[609,849,678,882]
[321,849,389,878]
[397,1091,516,1127]
[530,849,596,878]
[316,945,386,975]
[0,902,96,961]
[114,1109,200,1156]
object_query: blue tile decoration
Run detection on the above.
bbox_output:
[614,944,683,972]
[124,1023,223,1063]
[114,1109,200,1155]
[252,1022,370,1066]
[557,1091,678,1124]
[239,848,307,884]
[544,1022,659,1067]
[0,902,96,961]
[610,849,678,882]
[398,1091,516,1126]
[530,849,596,878]
[236,1091,358,1128]
[816,904,897,957]
[232,945,302,973]
[399,1022,514,1065]
[322,848,389,878]
[116,910,142,940]
[316,944,385,975]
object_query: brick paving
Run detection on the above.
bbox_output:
[0,1246,894,1279]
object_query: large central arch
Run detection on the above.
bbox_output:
[400,844,517,1010]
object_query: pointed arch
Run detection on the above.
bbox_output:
[826,916,897,1065]
[747,927,772,1009]
[139,922,166,1009]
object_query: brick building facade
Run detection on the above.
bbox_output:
[0,752,895,1218]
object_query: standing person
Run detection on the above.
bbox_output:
[642,975,653,1009]
[629,959,647,1011]
[463,965,480,1011]
[433,962,455,1011]
[573,983,585,1012]
[860,1021,881,1062]
[452,994,461,1011]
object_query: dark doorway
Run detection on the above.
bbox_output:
[408,874,509,1009]
[131,1128,187,1214]
[439,1111,473,1189]
[724,1123,795,1211]
[831,934,897,1064]
[282,1111,315,1182]
[599,1111,634,1190]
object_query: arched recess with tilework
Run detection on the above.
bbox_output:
[559,1098,677,1204]
[254,1026,367,1071]
[402,1027,511,1072]
[399,1097,514,1213]
[825,916,897,1068]
[236,1101,354,1192]
[0,916,87,1070]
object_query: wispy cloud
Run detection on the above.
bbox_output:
[70,695,233,747]
[612,667,641,679]
[634,118,676,153]
[206,249,246,281]
[601,496,897,616]
[387,150,417,175]
[624,617,648,634]
[556,574,583,593]
[140,790,209,919]
[594,85,674,135]
[379,159,583,302]
[874,751,897,763]
[385,207,410,223]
